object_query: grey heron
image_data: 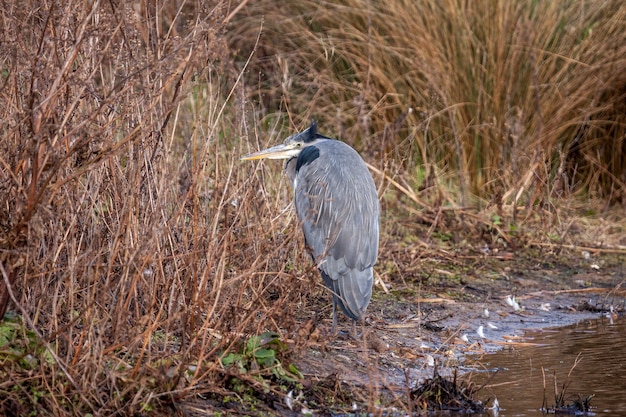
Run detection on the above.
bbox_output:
[242,121,380,334]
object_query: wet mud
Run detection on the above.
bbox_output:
[290,247,625,413]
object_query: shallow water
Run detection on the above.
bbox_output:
[469,317,626,416]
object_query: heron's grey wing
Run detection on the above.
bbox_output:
[294,143,379,319]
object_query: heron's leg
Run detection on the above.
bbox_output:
[331,299,337,334]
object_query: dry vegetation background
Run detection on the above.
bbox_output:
[0,0,625,415]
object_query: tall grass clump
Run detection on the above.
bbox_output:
[229,0,626,206]
[0,1,310,415]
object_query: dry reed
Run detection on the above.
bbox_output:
[229,0,626,205]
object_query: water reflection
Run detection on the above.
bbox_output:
[470,317,626,417]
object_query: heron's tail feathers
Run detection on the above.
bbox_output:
[320,268,373,321]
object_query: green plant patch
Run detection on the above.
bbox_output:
[220,332,302,383]
[0,315,42,369]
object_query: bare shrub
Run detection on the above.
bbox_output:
[0,1,309,414]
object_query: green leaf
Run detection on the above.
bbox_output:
[221,352,242,367]
[289,363,303,379]
[245,335,262,354]
[254,348,275,367]
[42,347,56,366]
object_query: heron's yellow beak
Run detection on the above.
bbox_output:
[241,143,301,161]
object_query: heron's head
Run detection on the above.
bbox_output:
[240,121,327,161]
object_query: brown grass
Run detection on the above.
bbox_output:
[230,0,626,205]
[0,0,625,415]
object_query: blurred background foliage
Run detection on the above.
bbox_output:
[228,0,626,205]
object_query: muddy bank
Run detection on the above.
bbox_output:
[287,246,624,413]
[183,236,625,415]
